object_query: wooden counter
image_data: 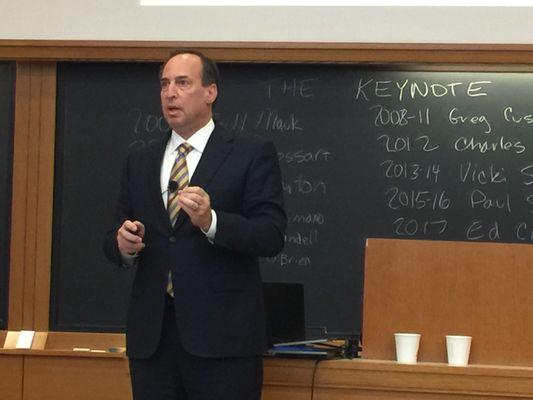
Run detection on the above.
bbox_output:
[2,348,533,400]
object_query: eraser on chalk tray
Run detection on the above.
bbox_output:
[108,347,126,353]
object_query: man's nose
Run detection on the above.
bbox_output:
[165,82,179,97]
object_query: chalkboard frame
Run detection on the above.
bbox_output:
[5,42,533,340]
[3,40,533,65]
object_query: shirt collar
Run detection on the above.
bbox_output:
[169,119,214,154]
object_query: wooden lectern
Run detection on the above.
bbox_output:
[362,238,533,366]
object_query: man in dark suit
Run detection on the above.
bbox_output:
[103,50,286,400]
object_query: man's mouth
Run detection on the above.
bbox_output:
[167,106,181,114]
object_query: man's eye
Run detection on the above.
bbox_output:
[177,79,191,89]
[160,80,170,89]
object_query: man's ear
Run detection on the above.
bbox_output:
[206,84,218,105]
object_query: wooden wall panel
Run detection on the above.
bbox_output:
[362,239,533,367]
[314,360,533,400]
[9,62,31,331]
[262,386,312,400]
[24,356,132,400]
[262,358,316,400]
[20,356,312,400]
[0,355,23,400]
[313,389,527,400]
[9,62,56,331]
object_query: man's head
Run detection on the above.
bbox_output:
[160,50,219,139]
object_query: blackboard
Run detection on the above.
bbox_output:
[52,62,533,336]
[0,62,14,329]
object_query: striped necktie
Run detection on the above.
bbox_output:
[167,142,193,226]
[167,142,193,297]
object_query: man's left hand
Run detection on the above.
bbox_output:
[177,186,212,231]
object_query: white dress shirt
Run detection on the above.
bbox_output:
[121,119,217,264]
[161,119,217,240]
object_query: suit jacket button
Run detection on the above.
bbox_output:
[169,236,176,243]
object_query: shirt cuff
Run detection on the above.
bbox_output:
[202,209,217,242]
[120,252,139,268]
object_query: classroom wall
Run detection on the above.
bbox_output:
[2,1,533,43]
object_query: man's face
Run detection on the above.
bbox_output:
[160,53,217,138]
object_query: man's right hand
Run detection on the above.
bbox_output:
[117,220,145,256]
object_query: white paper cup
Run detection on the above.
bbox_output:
[446,335,472,367]
[394,333,421,364]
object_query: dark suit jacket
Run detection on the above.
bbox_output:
[103,125,287,359]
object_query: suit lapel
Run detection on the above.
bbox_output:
[146,133,174,235]
[173,125,234,231]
